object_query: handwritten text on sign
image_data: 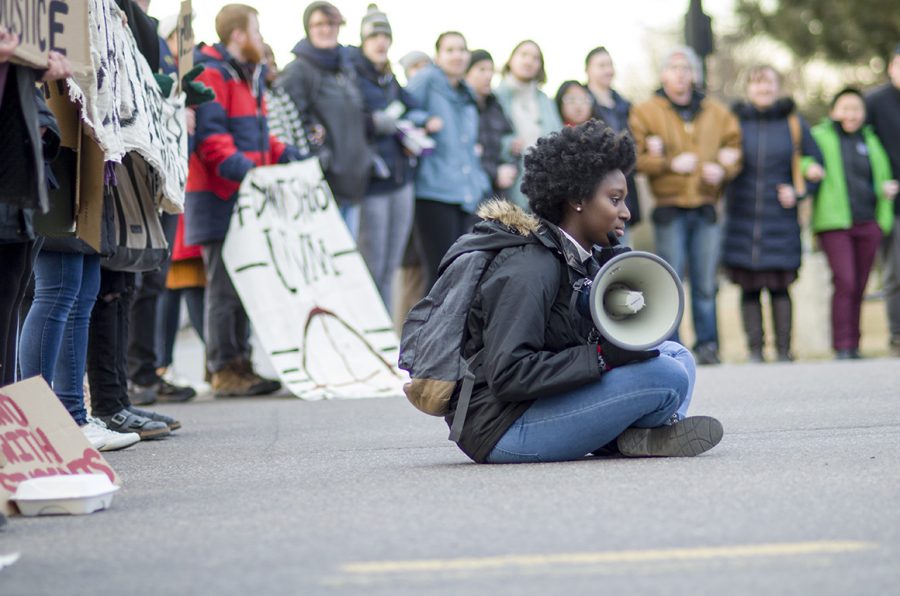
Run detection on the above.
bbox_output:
[0,377,118,515]
[223,160,406,400]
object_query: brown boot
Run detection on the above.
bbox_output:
[210,360,278,397]
[235,359,282,395]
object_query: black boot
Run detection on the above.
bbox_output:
[772,291,793,362]
[741,292,765,363]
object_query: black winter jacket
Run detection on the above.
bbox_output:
[349,48,427,196]
[444,201,602,462]
[866,83,900,215]
[277,42,370,204]
[0,66,61,242]
[722,99,822,272]
[476,93,515,198]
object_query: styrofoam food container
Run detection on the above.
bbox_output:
[12,474,119,516]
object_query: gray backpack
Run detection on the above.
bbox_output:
[398,249,497,443]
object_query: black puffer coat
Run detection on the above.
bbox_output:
[722,99,822,272]
[443,201,602,463]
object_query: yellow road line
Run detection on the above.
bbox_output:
[342,541,875,575]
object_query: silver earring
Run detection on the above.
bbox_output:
[576,207,582,212]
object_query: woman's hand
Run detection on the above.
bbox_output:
[805,162,825,183]
[0,27,20,63]
[41,51,73,82]
[777,184,797,209]
[425,116,443,134]
[598,340,659,371]
[884,179,899,201]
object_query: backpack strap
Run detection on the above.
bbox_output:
[787,113,806,198]
[449,349,484,443]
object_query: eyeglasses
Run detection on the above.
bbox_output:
[309,20,339,30]
[562,97,593,105]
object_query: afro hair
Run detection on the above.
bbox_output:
[521,120,635,225]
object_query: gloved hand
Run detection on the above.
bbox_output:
[153,73,175,98]
[181,65,215,106]
[597,339,659,371]
[595,231,632,267]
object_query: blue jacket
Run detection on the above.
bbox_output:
[406,64,490,213]
[722,99,822,272]
[350,48,428,196]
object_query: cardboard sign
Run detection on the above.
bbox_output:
[50,0,90,73]
[222,160,407,399]
[0,377,119,516]
[1,0,90,72]
[1,0,50,68]
[43,80,106,251]
[175,0,193,92]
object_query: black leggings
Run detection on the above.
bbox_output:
[0,241,37,385]
[414,199,477,290]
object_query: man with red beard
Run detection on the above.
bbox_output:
[185,4,301,396]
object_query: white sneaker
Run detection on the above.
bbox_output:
[82,416,140,452]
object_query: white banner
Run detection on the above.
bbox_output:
[64,0,187,213]
[223,160,406,399]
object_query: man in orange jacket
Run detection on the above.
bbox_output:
[629,46,742,365]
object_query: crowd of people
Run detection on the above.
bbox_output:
[1,0,899,458]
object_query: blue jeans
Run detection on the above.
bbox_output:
[339,203,361,241]
[486,342,695,463]
[19,251,101,426]
[654,209,720,346]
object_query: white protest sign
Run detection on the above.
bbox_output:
[223,160,406,399]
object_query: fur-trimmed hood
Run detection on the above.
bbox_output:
[475,199,541,236]
[437,200,545,275]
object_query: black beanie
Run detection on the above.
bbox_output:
[467,49,493,73]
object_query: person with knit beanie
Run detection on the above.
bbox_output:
[465,49,517,199]
[351,4,440,314]
[278,2,369,238]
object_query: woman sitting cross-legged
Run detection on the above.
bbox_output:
[442,120,723,463]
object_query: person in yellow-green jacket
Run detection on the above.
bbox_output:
[811,87,899,359]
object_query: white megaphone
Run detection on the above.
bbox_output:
[589,250,685,350]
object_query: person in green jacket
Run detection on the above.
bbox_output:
[811,87,899,359]
[495,40,563,209]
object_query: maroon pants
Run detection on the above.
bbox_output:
[818,221,884,351]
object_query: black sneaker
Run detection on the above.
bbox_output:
[155,378,197,403]
[100,409,170,440]
[617,416,723,457]
[694,342,721,365]
[127,381,157,406]
[127,406,182,431]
